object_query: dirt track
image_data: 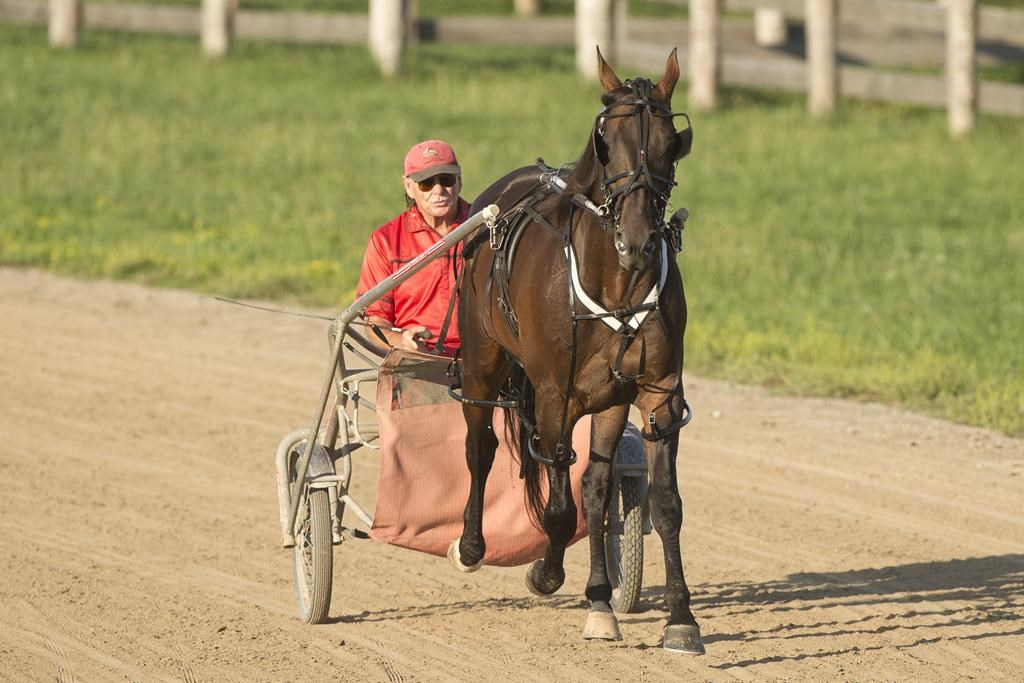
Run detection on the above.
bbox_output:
[1,266,1022,682]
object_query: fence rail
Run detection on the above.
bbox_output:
[717,0,1024,44]
[2,0,1022,122]
[7,0,1024,47]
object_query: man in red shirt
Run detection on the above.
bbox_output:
[356,140,470,355]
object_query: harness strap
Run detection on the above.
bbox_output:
[494,249,520,339]
[487,181,564,342]
[493,208,537,341]
[555,204,581,465]
[572,303,657,322]
[526,203,580,469]
[611,329,643,383]
[641,394,693,441]
[522,204,563,240]
[433,253,465,355]
[609,269,644,383]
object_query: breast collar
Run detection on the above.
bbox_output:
[565,238,669,333]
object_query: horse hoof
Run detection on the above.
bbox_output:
[447,538,482,573]
[524,560,563,596]
[583,610,622,641]
[663,624,705,655]
[524,563,549,596]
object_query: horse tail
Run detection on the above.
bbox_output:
[503,366,545,530]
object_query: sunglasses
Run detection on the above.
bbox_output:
[415,173,458,192]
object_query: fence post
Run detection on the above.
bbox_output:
[576,0,616,81]
[946,0,977,137]
[613,0,628,63]
[689,0,721,110]
[201,0,234,57]
[369,0,405,77]
[514,0,542,16]
[755,6,786,47]
[48,0,81,49]
[403,0,418,46]
[805,0,837,117]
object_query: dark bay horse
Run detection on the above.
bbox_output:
[450,49,703,654]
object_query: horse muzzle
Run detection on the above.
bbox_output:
[614,232,657,271]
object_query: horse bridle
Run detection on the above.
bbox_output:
[592,78,692,252]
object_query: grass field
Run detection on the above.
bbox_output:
[1,24,1022,436]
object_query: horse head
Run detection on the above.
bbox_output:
[585,48,692,272]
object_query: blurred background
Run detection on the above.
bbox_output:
[1,0,1022,435]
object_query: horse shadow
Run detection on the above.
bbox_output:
[329,595,583,624]
[622,553,1024,666]
[329,554,1022,668]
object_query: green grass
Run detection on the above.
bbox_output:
[1,25,1022,436]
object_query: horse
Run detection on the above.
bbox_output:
[449,48,702,654]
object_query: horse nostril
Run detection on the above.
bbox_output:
[615,238,629,256]
[642,241,656,257]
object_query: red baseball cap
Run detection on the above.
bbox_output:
[404,139,460,182]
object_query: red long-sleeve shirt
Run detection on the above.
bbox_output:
[356,200,470,352]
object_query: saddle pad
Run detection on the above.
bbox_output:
[369,348,590,566]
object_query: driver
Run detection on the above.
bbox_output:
[355,139,470,355]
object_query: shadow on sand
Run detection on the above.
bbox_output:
[632,554,1024,668]
[330,594,583,625]
[329,554,1022,668]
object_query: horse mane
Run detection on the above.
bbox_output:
[567,137,601,196]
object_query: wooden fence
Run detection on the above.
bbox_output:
[631,0,1024,135]
[2,0,1022,134]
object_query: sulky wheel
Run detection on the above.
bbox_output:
[292,487,333,623]
[605,475,645,613]
[289,441,333,624]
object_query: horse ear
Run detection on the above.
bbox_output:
[596,46,622,93]
[654,48,680,105]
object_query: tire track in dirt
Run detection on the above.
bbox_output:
[692,448,1024,558]
[1,525,289,617]
[44,640,78,683]
[4,600,179,683]
[687,434,1024,525]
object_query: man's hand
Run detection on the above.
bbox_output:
[398,326,433,351]
[366,316,432,352]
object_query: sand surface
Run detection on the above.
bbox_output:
[1,267,1021,681]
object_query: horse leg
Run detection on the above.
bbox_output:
[524,396,580,596]
[580,404,630,641]
[450,343,509,572]
[642,389,705,655]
